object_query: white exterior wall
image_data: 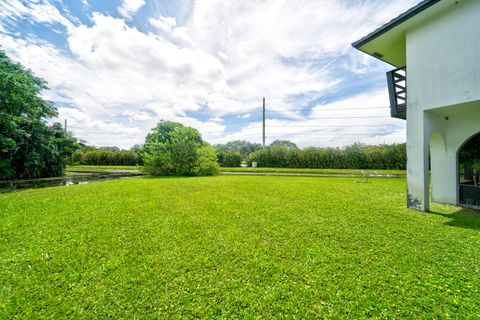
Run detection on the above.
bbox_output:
[428,105,480,205]
[405,0,480,210]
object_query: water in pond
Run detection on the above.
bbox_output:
[0,171,145,193]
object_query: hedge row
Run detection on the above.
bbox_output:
[70,150,143,166]
[245,143,406,170]
[70,142,406,170]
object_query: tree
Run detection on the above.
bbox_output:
[143,121,219,176]
[214,140,262,158]
[0,50,78,179]
[270,140,298,150]
[99,146,120,152]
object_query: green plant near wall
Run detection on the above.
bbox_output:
[471,160,480,172]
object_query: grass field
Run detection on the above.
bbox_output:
[220,167,406,176]
[1,176,479,318]
[67,165,406,176]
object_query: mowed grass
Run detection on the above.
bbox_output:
[220,167,406,176]
[0,176,479,318]
[67,165,406,176]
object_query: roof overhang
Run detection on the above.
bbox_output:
[352,0,458,67]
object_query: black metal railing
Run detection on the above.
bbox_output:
[386,67,406,120]
[459,184,480,207]
[459,167,480,207]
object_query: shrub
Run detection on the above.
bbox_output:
[217,151,242,167]
[143,151,174,176]
[143,121,219,176]
[195,145,220,176]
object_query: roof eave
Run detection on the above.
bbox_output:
[352,0,441,50]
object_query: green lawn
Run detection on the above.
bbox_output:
[67,165,406,176]
[220,167,406,176]
[1,176,479,318]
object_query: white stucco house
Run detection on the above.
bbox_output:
[353,0,480,211]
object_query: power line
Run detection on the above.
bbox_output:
[65,101,405,146]
[272,115,391,120]
[222,132,405,136]
[68,113,398,130]
[266,106,388,112]
[267,124,405,128]
[67,124,405,135]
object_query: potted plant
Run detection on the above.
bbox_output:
[472,160,480,186]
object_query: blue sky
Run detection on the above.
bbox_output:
[0,0,419,148]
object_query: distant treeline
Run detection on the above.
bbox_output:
[70,140,406,170]
[70,146,143,166]
[215,141,406,170]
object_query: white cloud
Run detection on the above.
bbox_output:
[206,89,406,147]
[0,0,74,31]
[0,11,231,148]
[149,16,177,33]
[118,0,145,19]
[0,0,419,148]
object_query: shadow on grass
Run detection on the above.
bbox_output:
[429,208,480,230]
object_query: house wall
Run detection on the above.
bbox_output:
[405,0,480,210]
[407,0,480,111]
[428,104,480,206]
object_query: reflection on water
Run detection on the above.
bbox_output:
[0,171,145,193]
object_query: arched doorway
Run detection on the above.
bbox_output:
[458,132,480,207]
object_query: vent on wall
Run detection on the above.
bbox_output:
[372,52,384,59]
[386,67,407,120]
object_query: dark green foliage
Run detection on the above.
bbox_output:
[217,150,242,167]
[70,144,144,166]
[98,146,121,152]
[0,51,78,179]
[195,145,220,176]
[143,121,219,176]
[459,133,480,166]
[72,149,142,166]
[247,143,406,170]
[214,140,263,158]
[269,139,298,149]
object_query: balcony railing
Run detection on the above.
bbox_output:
[386,67,406,120]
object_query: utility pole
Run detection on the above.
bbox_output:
[64,119,67,133]
[262,97,266,147]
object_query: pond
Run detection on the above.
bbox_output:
[0,170,145,193]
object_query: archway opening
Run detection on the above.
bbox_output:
[458,132,480,207]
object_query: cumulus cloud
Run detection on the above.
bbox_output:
[118,0,145,19]
[149,16,176,33]
[0,0,419,148]
[206,89,406,147]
